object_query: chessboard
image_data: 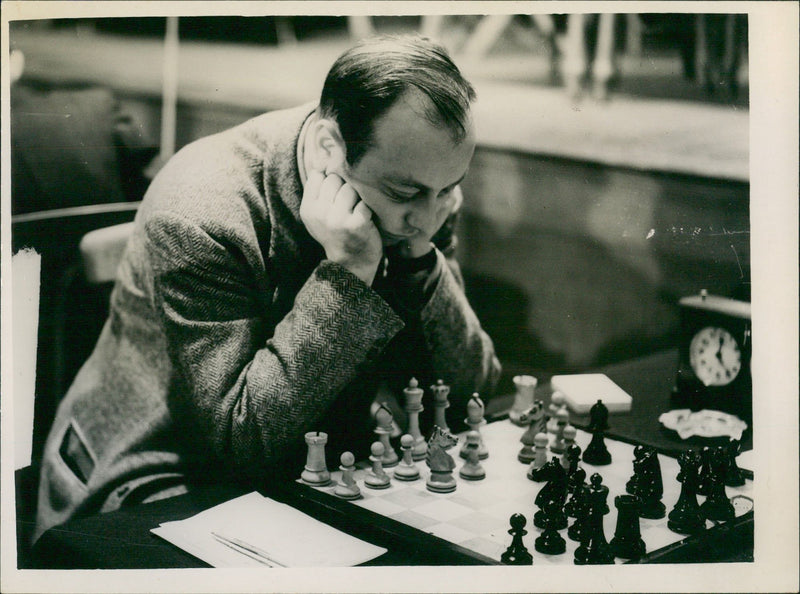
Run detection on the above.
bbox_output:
[296,418,754,565]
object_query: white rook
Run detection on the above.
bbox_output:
[300,431,331,486]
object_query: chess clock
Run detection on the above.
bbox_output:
[671,290,752,422]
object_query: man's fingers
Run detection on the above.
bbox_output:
[352,199,374,222]
[333,183,360,210]
[319,173,345,203]
[304,170,325,202]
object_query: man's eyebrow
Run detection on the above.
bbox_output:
[387,170,468,192]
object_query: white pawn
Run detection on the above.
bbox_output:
[459,431,486,481]
[393,434,421,481]
[547,390,567,433]
[374,404,399,468]
[364,442,391,489]
[431,379,451,432]
[526,433,549,479]
[333,452,361,500]
[460,393,488,460]
[550,408,570,454]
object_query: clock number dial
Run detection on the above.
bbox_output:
[689,326,742,387]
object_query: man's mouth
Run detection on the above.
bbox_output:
[381,229,415,243]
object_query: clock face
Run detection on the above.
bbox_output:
[689,326,742,387]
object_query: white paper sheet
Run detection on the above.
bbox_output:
[151,492,386,567]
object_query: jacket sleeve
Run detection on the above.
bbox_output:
[144,211,405,475]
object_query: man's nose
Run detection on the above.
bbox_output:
[405,192,437,231]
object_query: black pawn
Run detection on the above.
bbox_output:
[574,473,615,565]
[610,495,646,560]
[582,400,611,466]
[626,444,647,495]
[697,446,713,496]
[700,447,735,522]
[534,499,567,555]
[565,443,585,490]
[723,439,746,487]
[634,447,665,520]
[668,449,706,535]
[566,482,590,542]
[501,513,533,565]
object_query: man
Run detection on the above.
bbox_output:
[35,35,501,541]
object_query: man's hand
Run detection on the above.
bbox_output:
[300,171,383,285]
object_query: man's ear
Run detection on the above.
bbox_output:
[310,119,347,174]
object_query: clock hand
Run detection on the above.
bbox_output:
[716,336,725,362]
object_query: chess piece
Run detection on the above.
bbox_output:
[531,457,568,530]
[723,438,746,487]
[460,393,488,459]
[626,445,648,495]
[550,409,570,454]
[668,449,706,535]
[546,390,567,433]
[633,446,665,519]
[564,442,585,490]
[300,431,332,486]
[501,513,533,565]
[582,400,611,466]
[373,404,399,468]
[403,378,427,461]
[333,451,362,500]
[430,379,451,432]
[364,441,391,489]
[574,473,615,565]
[560,425,577,469]
[526,433,550,477]
[518,400,546,463]
[510,375,537,426]
[459,431,486,480]
[567,482,590,542]
[700,447,735,522]
[610,494,646,560]
[534,498,567,555]
[425,425,458,493]
[393,434,421,482]
[697,446,713,496]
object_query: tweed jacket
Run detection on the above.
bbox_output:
[35,103,501,540]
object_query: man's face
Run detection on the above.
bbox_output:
[338,92,476,246]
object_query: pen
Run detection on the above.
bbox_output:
[211,531,287,567]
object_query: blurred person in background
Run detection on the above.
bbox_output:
[10,47,156,215]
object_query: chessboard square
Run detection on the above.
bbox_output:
[448,511,507,539]
[414,498,474,522]
[481,497,531,522]
[460,536,505,561]
[355,495,407,516]
[448,486,503,510]
[381,487,436,508]
[390,509,442,531]
[425,522,476,544]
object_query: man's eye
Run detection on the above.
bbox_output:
[387,190,417,202]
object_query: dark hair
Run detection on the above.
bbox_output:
[319,35,477,166]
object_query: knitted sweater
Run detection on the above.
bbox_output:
[35,104,501,540]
